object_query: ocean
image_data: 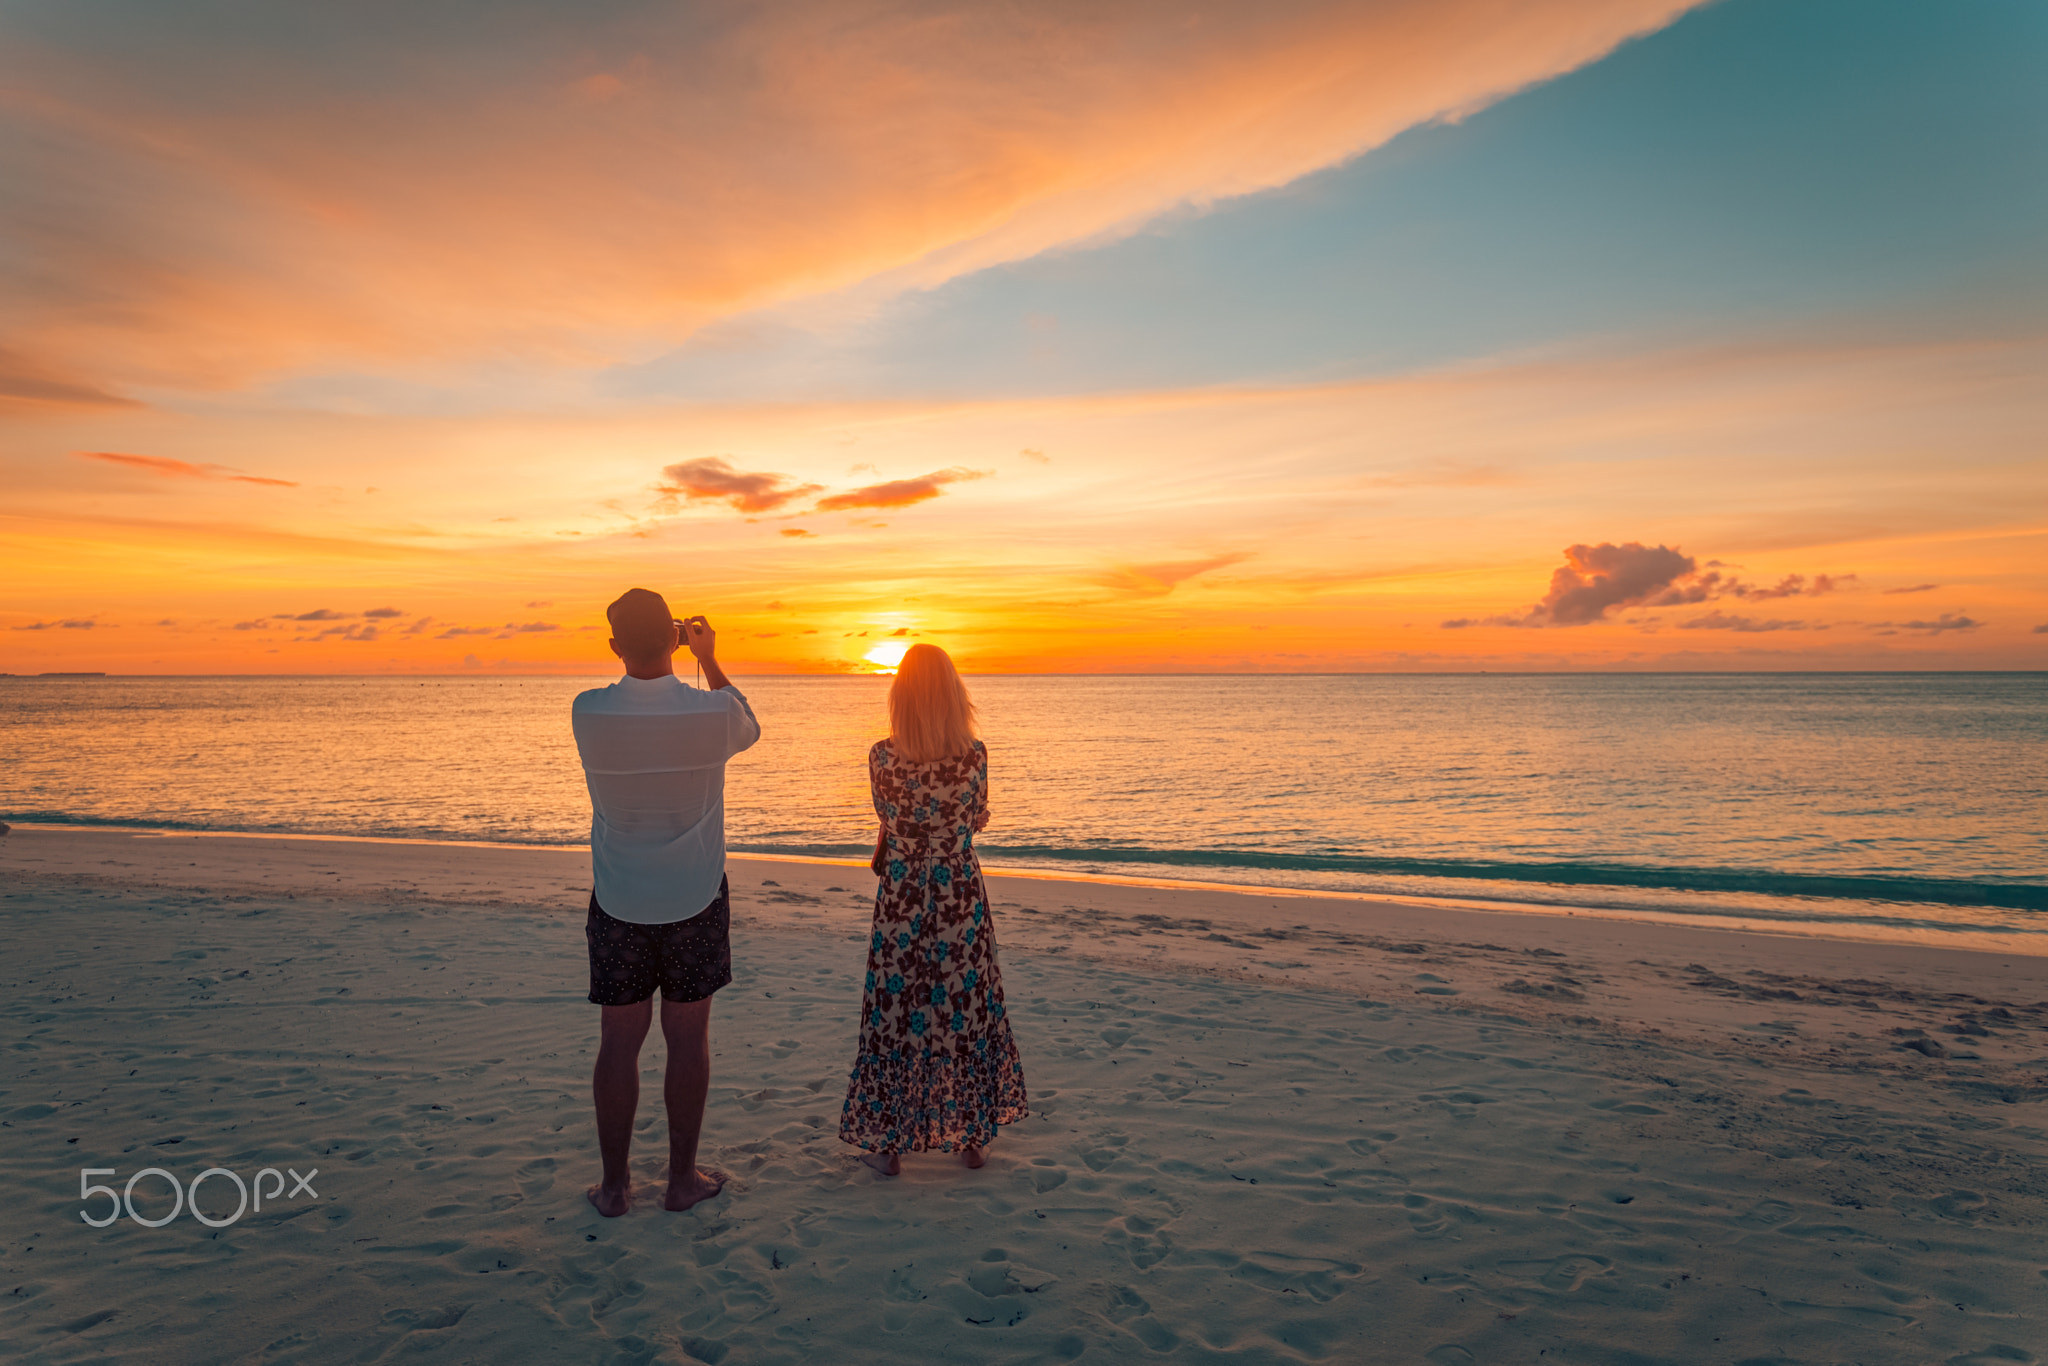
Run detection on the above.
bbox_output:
[3,673,2043,944]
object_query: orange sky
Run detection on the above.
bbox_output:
[4,0,2044,673]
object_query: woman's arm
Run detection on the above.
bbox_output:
[869,741,891,875]
[970,743,990,832]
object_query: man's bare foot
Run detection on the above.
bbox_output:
[586,1182,632,1218]
[663,1168,727,1212]
[860,1151,902,1177]
[961,1145,986,1169]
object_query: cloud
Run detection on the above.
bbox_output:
[1474,543,1859,627]
[2034,623,2048,634]
[1721,573,1841,601]
[1898,614,1984,634]
[1882,583,1940,595]
[1092,553,1252,598]
[463,654,483,669]
[1525,542,1696,626]
[362,606,405,618]
[657,458,822,514]
[524,600,553,608]
[0,1,1703,395]
[231,619,269,630]
[503,621,559,633]
[287,608,351,621]
[76,451,298,487]
[0,347,138,409]
[11,618,100,630]
[1439,616,1530,629]
[1674,612,1810,633]
[780,528,814,538]
[1020,449,1051,464]
[404,617,435,633]
[814,468,989,513]
[437,626,493,638]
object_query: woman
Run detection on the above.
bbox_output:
[840,644,1028,1175]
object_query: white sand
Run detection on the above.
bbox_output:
[3,825,2046,1364]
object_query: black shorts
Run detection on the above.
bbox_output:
[585,876,733,1006]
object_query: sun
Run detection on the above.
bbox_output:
[862,640,910,672]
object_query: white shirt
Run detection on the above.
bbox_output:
[571,674,761,924]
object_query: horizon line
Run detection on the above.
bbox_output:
[3,669,2045,680]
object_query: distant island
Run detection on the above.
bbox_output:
[36,672,108,678]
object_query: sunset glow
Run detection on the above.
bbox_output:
[3,0,2043,674]
[862,642,911,674]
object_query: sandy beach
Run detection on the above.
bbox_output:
[4,823,2046,1364]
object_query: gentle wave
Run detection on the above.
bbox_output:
[733,841,2048,913]
[12,811,2043,914]
[1,810,586,847]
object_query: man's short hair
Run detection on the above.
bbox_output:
[607,588,675,660]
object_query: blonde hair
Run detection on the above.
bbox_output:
[888,643,978,762]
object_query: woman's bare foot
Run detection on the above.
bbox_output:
[586,1181,632,1218]
[860,1151,902,1177]
[961,1145,986,1169]
[663,1168,727,1212]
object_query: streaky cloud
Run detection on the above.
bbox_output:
[76,450,298,487]
[657,457,822,514]
[814,468,989,513]
[1674,612,1811,633]
[1897,614,1984,635]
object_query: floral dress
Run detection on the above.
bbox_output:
[840,738,1028,1153]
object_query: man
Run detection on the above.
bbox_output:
[571,588,761,1216]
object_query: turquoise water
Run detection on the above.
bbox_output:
[2,673,2043,939]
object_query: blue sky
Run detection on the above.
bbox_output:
[619,0,2048,401]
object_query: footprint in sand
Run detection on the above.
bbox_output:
[1232,1250,1360,1302]
[516,1156,556,1198]
[1498,1254,1613,1292]
[1736,1198,1797,1228]
[1929,1189,1989,1223]
[1106,1287,1176,1351]
[1106,1212,1174,1269]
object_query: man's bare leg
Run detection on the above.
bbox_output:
[659,995,726,1211]
[961,1144,986,1169]
[588,998,654,1217]
[860,1151,901,1177]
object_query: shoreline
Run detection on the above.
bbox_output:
[8,818,2043,956]
[8,822,2048,1074]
